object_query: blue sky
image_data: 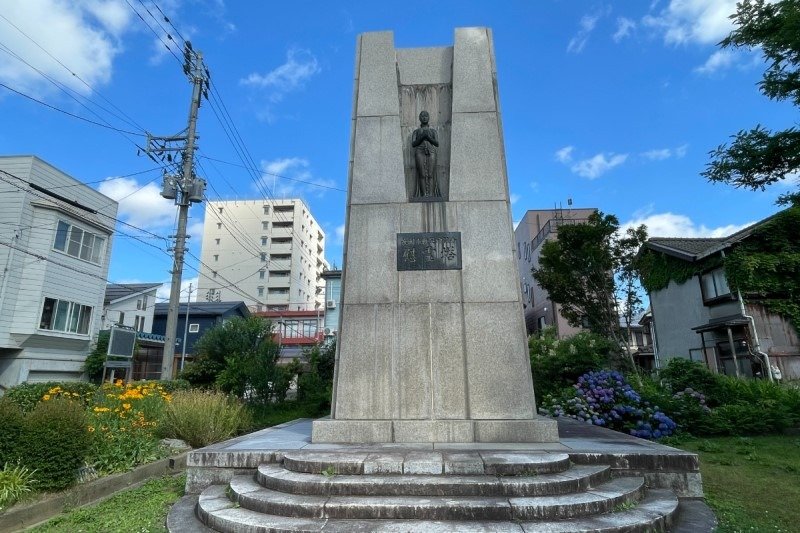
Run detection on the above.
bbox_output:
[1,0,795,302]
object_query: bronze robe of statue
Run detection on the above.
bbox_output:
[411,111,441,198]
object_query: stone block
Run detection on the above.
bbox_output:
[403,451,444,474]
[311,419,393,444]
[395,304,432,419]
[430,303,469,419]
[474,419,559,443]
[392,420,474,442]
[363,453,405,474]
[449,113,508,202]
[356,31,400,117]
[350,115,407,205]
[463,303,536,419]
[458,201,519,303]
[452,28,496,113]
[397,47,453,86]
[443,452,484,475]
[342,204,399,305]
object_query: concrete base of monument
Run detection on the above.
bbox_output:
[311,417,559,443]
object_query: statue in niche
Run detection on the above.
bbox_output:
[411,110,441,199]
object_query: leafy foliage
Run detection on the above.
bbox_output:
[0,462,36,511]
[19,398,91,491]
[532,211,648,371]
[635,251,721,293]
[161,390,251,448]
[702,0,800,205]
[540,370,677,440]
[84,330,110,383]
[181,316,291,402]
[0,399,24,465]
[529,327,613,403]
[724,206,800,329]
[3,381,98,412]
[296,339,336,411]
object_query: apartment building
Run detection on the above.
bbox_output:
[0,156,117,391]
[197,199,328,312]
[514,207,596,337]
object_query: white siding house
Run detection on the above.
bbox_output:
[102,283,162,333]
[0,156,118,391]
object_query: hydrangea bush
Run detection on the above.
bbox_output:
[540,370,677,440]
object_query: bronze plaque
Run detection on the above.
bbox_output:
[397,232,462,271]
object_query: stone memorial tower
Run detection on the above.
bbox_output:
[312,28,558,443]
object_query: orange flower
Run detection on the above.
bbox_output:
[42,394,51,401]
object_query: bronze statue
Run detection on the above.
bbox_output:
[411,110,441,198]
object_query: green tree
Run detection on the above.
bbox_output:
[532,212,648,374]
[180,316,291,403]
[702,0,800,206]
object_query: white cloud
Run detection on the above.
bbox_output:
[510,193,521,205]
[241,48,320,103]
[555,145,574,163]
[0,1,132,96]
[186,220,205,243]
[156,276,199,303]
[571,153,628,179]
[675,143,688,158]
[258,157,336,199]
[642,148,672,161]
[694,49,736,75]
[98,176,177,229]
[643,0,738,45]
[613,17,636,42]
[621,212,754,238]
[567,13,602,53]
[334,224,345,245]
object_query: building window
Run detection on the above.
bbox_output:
[39,297,92,334]
[259,270,265,279]
[188,324,200,333]
[261,237,268,246]
[217,223,222,229]
[256,304,263,312]
[215,238,220,245]
[118,311,125,324]
[260,253,267,262]
[257,286,264,296]
[218,207,223,214]
[212,271,218,278]
[537,316,546,330]
[214,254,219,261]
[134,315,145,332]
[262,221,269,230]
[701,268,732,303]
[53,220,105,264]
[263,205,269,214]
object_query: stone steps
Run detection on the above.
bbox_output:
[257,463,611,497]
[196,484,679,532]
[190,451,684,532]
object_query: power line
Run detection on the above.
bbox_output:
[0,82,146,136]
[198,154,346,192]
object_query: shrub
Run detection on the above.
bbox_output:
[19,398,91,491]
[0,462,36,511]
[87,380,172,474]
[161,390,251,448]
[84,330,110,383]
[707,401,794,436]
[530,328,613,402]
[541,370,677,440]
[4,381,98,412]
[295,340,336,412]
[0,399,24,465]
[658,359,724,404]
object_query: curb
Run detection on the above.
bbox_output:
[0,452,187,532]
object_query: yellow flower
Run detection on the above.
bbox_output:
[42,394,51,401]
[88,426,95,433]
[93,406,111,413]
[122,403,132,410]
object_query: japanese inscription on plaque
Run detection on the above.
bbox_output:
[397,232,462,271]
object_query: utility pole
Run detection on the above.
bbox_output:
[180,282,194,372]
[143,41,209,380]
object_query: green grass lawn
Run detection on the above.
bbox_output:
[29,474,185,533]
[674,435,800,533]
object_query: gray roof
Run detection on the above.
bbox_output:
[105,283,162,304]
[644,209,784,262]
[153,301,250,317]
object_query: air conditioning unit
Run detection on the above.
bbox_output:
[326,300,336,309]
